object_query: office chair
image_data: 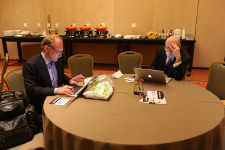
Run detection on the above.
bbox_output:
[118,51,143,74]
[206,62,225,100]
[4,67,26,95]
[0,53,9,92]
[68,54,94,77]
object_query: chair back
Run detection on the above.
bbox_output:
[4,67,26,95]
[118,51,143,74]
[68,54,94,77]
[0,53,8,92]
[206,62,225,99]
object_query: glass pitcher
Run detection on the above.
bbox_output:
[133,79,144,95]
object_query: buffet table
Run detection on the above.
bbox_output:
[0,36,195,75]
[42,74,224,150]
[0,36,43,62]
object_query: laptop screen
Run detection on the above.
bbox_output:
[134,68,172,84]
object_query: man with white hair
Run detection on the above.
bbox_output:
[150,36,190,80]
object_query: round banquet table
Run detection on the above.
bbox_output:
[42,74,224,150]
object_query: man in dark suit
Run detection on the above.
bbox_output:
[22,34,84,115]
[150,36,190,80]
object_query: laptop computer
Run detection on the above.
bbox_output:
[70,76,97,99]
[134,68,173,84]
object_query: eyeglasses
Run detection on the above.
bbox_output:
[49,46,64,55]
[165,46,173,50]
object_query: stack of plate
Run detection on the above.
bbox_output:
[4,30,22,36]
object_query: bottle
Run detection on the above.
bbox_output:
[166,30,170,38]
[42,30,46,36]
[169,30,173,37]
[37,23,41,33]
[24,23,27,31]
[158,33,162,39]
[133,79,144,95]
[161,30,165,39]
[182,29,186,39]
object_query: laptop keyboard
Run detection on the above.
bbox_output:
[72,85,83,95]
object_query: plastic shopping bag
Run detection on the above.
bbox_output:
[83,75,114,100]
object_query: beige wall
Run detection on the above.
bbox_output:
[114,0,197,36]
[194,0,225,67]
[71,0,115,36]
[0,0,45,59]
[152,0,198,36]
[44,0,72,35]
[0,0,224,67]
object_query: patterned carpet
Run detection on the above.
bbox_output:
[0,60,209,91]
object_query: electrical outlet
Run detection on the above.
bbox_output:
[24,23,27,28]
[131,23,136,29]
[56,23,59,28]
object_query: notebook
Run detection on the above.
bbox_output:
[70,76,97,99]
[134,68,173,84]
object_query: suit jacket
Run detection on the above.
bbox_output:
[150,48,190,80]
[22,54,70,114]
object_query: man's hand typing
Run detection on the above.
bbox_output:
[70,74,85,85]
[57,85,74,95]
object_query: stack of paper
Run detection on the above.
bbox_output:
[112,70,123,79]
[50,97,71,105]
[140,91,166,104]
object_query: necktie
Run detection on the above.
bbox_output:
[48,62,58,88]
[166,57,172,66]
